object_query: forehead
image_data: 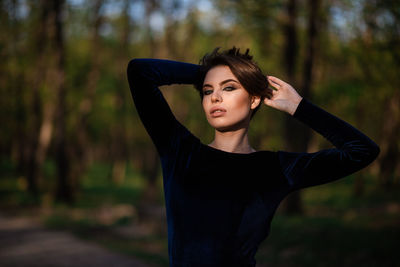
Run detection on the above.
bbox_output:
[203,65,237,83]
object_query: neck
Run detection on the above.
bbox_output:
[208,126,256,154]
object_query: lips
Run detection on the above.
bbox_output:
[210,106,227,117]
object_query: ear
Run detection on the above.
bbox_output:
[250,95,261,110]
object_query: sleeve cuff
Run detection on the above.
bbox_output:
[292,97,310,118]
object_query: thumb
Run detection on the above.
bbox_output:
[264,98,273,106]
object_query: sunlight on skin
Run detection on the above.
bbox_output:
[200,65,302,154]
[201,65,260,153]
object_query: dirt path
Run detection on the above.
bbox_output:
[0,214,154,267]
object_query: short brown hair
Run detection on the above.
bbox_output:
[194,46,273,119]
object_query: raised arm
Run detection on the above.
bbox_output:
[127,58,200,156]
[263,75,379,190]
[278,97,380,190]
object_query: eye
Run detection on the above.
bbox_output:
[203,89,213,95]
[223,86,236,91]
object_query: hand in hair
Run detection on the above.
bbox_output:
[264,76,303,116]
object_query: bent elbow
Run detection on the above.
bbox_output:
[342,140,380,167]
[359,142,380,167]
[127,58,141,79]
[369,142,380,162]
[127,58,150,90]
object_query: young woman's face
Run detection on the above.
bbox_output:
[202,65,260,132]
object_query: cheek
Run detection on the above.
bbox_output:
[230,94,251,115]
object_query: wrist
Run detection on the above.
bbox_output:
[289,96,303,116]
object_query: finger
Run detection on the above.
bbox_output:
[267,76,281,89]
[264,96,277,107]
[268,76,287,87]
[264,97,272,106]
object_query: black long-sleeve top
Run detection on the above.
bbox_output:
[126,58,380,267]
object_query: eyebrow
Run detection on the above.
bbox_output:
[202,79,239,89]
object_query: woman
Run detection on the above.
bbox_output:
[127,47,379,267]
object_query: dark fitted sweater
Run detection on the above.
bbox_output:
[127,58,380,267]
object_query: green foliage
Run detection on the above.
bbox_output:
[256,174,400,266]
[257,214,398,267]
[0,0,398,265]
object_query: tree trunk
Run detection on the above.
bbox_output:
[7,0,28,181]
[110,0,131,185]
[135,0,163,221]
[25,0,52,200]
[377,90,400,188]
[282,0,320,215]
[281,0,303,215]
[72,0,104,187]
[48,0,71,203]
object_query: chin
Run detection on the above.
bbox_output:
[208,118,248,132]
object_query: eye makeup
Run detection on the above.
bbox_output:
[203,85,238,95]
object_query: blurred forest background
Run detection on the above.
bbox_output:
[0,0,399,266]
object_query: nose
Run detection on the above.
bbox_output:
[211,90,222,103]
